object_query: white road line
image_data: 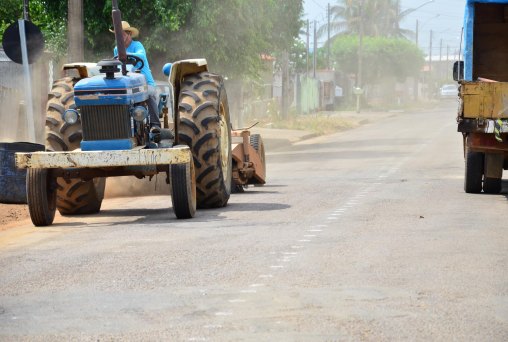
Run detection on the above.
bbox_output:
[270,265,284,269]
[215,311,233,316]
[259,274,273,278]
[304,234,316,237]
[307,229,322,232]
[291,245,304,249]
[240,289,257,293]
[249,283,265,287]
[228,299,246,303]
[203,324,223,329]
[298,239,311,242]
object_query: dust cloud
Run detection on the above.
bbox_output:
[104,175,170,198]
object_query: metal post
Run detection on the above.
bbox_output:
[18,19,36,142]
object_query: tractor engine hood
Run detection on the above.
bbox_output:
[74,72,148,106]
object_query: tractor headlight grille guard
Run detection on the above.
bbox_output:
[80,105,131,141]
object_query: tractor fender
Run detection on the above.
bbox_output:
[169,59,208,87]
[169,59,209,129]
[61,63,100,79]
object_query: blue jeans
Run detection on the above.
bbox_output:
[147,85,160,128]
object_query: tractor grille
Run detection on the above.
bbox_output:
[80,105,131,141]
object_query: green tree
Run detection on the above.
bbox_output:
[331,34,423,83]
[1,0,303,80]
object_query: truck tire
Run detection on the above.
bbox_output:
[170,152,196,219]
[250,134,266,186]
[483,177,502,194]
[464,149,483,193]
[45,77,105,215]
[177,72,232,208]
[26,168,56,227]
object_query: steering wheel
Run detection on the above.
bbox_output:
[126,55,145,70]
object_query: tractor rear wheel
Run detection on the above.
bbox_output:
[250,134,266,186]
[26,168,56,227]
[177,72,232,208]
[45,77,105,215]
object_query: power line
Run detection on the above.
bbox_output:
[309,0,326,11]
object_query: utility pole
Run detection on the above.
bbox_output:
[313,20,317,78]
[427,29,433,98]
[439,38,443,78]
[327,3,331,69]
[68,0,84,62]
[415,19,419,47]
[414,19,419,101]
[356,0,364,113]
[429,30,433,73]
[306,20,309,77]
[281,50,289,119]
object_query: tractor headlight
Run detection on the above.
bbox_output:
[131,105,148,122]
[63,109,79,125]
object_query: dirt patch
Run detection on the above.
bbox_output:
[0,203,29,229]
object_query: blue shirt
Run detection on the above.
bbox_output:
[114,40,155,87]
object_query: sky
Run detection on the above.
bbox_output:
[302,0,466,56]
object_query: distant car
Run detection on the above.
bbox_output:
[439,84,458,99]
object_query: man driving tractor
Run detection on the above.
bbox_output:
[111,21,160,128]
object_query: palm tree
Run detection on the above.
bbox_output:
[318,0,414,41]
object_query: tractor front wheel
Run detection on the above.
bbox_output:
[170,152,196,219]
[26,168,56,227]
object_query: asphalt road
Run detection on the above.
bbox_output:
[1,103,507,341]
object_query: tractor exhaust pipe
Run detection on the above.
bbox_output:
[111,0,127,75]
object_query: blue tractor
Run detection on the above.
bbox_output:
[16,1,232,226]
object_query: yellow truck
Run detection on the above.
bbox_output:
[456,0,508,194]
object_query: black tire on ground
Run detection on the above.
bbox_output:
[177,72,232,208]
[26,168,56,227]
[231,181,245,193]
[483,177,502,194]
[250,134,266,186]
[170,151,196,219]
[45,77,105,215]
[464,149,484,193]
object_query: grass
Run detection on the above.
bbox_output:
[260,113,359,136]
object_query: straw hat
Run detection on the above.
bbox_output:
[109,21,139,38]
